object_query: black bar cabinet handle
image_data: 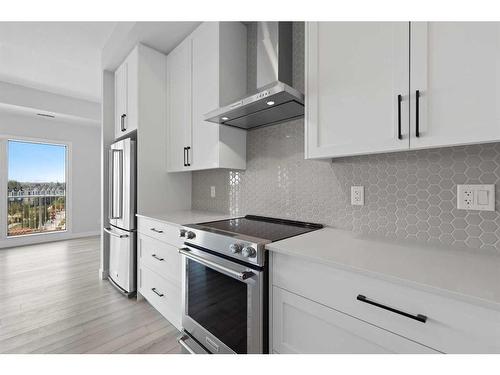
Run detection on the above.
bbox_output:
[151,288,164,297]
[357,294,427,323]
[397,94,402,140]
[121,114,126,132]
[186,146,191,166]
[415,90,420,137]
[151,254,164,261]
[183,147,187,167]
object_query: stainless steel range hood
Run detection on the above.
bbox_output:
[204,22,304,130]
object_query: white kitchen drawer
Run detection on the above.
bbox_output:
[139,265,182,330]
[273,253,500,353]
[138,234,181,288]
[273,286,437,354]
[137,216,182,247]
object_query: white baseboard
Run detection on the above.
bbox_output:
[99,268,109,280]
[0,230,101,249]
[70,231,101,239]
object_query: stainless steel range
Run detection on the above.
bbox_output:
[176,215,323,354]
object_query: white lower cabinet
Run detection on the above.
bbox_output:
[138,235,181,288]
[271,252,500,354]
[139,263,182,330]
[272,287,436,354]
[137,216,183,331]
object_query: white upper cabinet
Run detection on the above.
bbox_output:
[166,38,192,172]
[305,22,410,159]
[114,47,138,138]
[167,22,248,172]
[114,62,127,137]
[306,22,500,159]
[410,22,500,149]
[191,22,220,170]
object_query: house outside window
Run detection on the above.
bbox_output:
[6,140,68,237]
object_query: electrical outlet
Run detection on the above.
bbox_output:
[457,184,495,211]
[210,186,216,198]
[351,186,364,206]
[464,189,474,208]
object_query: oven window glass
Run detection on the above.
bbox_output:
[187,259,247,353]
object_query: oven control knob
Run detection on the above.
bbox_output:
[230,243,243,254]
[179,229,187,237]
[186,231,196,240]
[242,246,256,258]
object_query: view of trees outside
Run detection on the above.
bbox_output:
[7,141,67,237]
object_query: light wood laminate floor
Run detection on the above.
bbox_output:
[0,236,182,354]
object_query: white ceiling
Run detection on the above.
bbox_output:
[0,22,117,103]
[101,22,200,71]
[0,22,203,105]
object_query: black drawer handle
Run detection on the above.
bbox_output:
[357,294,427,323]
[152,254,164,261]
[152,288,164,297]
[186,146,191,166]
[183,147,187,167]
[397,94,402,140]
[150,228,164,234]
[415,90,420,137]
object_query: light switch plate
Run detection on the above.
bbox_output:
[351,186,364,206]
[457,184,495,211]
[210,186,216,198]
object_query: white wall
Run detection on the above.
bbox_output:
[99,70,114,279]
[0,81,100,125]
[0,111,101,248]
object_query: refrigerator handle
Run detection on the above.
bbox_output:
[103,227,129,238]
[118,149,123,219]
[109,149,123,220]
[108,150,114,220]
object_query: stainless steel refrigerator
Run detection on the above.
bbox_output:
[104,138,136,297]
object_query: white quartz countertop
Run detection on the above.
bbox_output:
[266,227,500,309]
[136,210,235,226]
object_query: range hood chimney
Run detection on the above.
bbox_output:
[204,22,304,130]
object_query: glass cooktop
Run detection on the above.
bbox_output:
[197,215,323,242]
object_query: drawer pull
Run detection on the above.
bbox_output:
[152,254,164,261]
[152,288,164,297]
[415,90,420,137]
[150,228,164,234]
[356,294,427,323]
[397,94,402,140]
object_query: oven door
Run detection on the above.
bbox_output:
[179,245,264,354]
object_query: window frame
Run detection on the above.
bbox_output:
[0,135,72,243]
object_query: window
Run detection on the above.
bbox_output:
[7,140,67,237]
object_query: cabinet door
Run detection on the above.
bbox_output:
[272,287,437,354]
[166,38,192,172]
[191,22,220,170]
[114,62,128,138]
[124,48,138,135]
[410,22,500,149]
[305,22,410,159]
[138,234,182,287]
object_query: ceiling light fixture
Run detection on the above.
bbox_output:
[266,101,275,106]
[221,116,229,121]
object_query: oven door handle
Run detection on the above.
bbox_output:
[178,247,255,281]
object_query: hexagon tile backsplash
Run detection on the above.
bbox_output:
[192,22,500,253]
[192,119,500,253]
